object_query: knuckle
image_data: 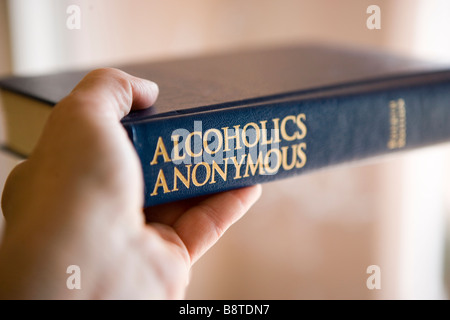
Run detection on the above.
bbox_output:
[87,67,121,78]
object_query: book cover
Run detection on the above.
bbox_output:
[1,44,450,207]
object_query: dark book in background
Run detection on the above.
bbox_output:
[1,43,450,207]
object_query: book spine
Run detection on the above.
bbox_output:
[124,80,450,207]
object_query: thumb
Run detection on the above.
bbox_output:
[63,67,159,120]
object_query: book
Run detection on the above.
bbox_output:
[1,43,450,207]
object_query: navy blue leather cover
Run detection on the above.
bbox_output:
[124,75,450,206]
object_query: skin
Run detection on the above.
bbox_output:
[0,68,261,299]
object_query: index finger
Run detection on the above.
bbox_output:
[172,185,262,265]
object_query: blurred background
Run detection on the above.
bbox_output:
[1,0,450,299]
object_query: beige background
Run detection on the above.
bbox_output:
[1,0,450,299]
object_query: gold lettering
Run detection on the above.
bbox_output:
[296,113,307,139]
[280,115,297,141]
[398,99,406,148]
[242,122,260,148]
[150,169,170,196]
[387,99,407,149]
[272,118,282,143]
[172,165,191,192]
[150,137,171,165]
[244,152,265,177]
[223,125,241,151]
[264,148,282,174]
[281,114,306,141]
[210,159,228,184]
[281,144,297,170]
[260,120,273,145]
[185,131,203,158]
[296,142,307,168]
[172,135,186,161]
[230,155,247,179]
[192,162,211,187]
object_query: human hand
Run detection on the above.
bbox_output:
[0,68,261,299]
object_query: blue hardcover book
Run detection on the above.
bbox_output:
[1,44,450,207]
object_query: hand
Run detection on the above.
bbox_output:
[0,68,261,299]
